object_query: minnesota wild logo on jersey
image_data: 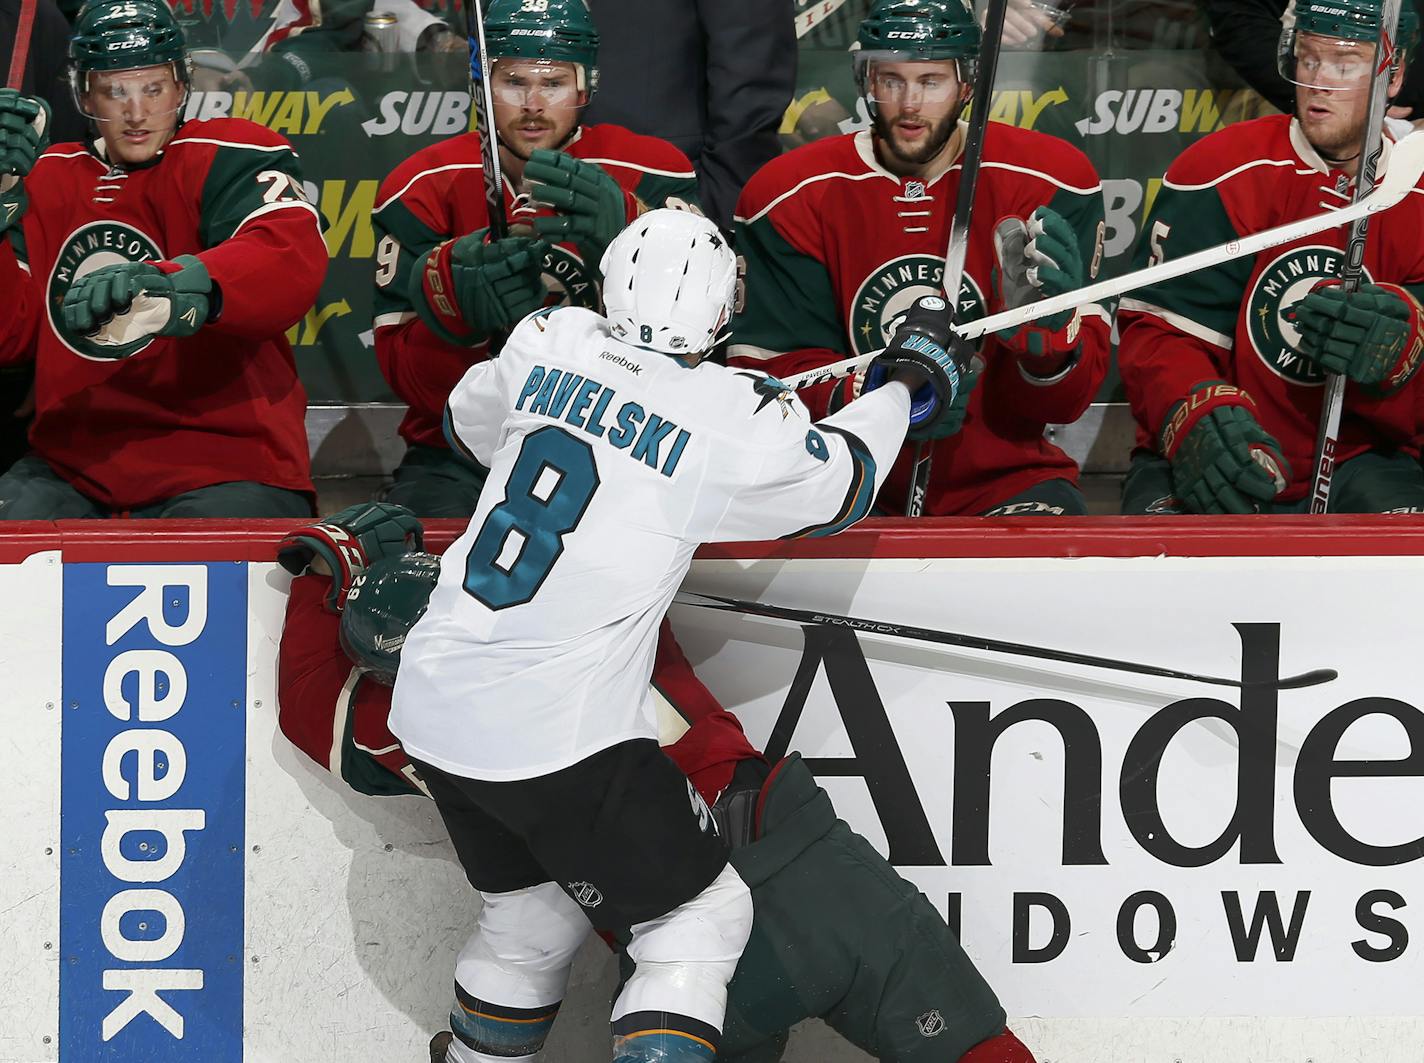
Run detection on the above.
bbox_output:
[542,244,601,309]
[1247,245,1373,386]
[849,254,986,355]
[47,221,166,361]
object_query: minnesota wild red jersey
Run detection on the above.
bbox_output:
[730,124,1110,516]
[372,124,700,450]
[0,117,324,510]
[1118,114,1424,500]
[277,573,755,802]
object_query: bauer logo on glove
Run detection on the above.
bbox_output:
[277,502,425,613]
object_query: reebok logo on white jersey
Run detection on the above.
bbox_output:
[599,350,643,374]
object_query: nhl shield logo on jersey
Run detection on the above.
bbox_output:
[47,221,166,361]
[568,881,603,908]
[1247,244,1373,387]
[850,255,985,356]
[915,1009,946,1037]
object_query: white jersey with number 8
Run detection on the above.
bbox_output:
[389,305,910,780]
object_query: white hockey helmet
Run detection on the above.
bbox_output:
[599,208,737,356]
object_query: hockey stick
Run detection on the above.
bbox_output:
[464,0,507,239]
[1308,3,1401,513]
[673,591,1339,691]
[904,0,1010,517]
[783,130,1424,391]
[6,0,36,90]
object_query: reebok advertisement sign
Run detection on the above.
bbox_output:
[59,563,247,1060]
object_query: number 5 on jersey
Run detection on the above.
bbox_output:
[464,426,601,609]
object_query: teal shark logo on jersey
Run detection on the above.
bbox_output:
[47,221,165,361]
[1247,244,1373,387]
[849,254,986,356]
[734,371,796,419]
[541,244,600,309]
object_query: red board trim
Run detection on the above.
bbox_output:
[2,515,1424,565]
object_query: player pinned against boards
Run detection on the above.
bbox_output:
[1118,0,1424,515]
[0,0,323,519]
[274,499,1039,1063]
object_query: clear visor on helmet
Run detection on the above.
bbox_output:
[1278,29,1379,91]
[72,63,186,122]
[488,57,591,109]
[854,51,974,108]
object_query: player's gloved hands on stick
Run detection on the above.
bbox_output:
[862,295,967,440]
[524,148,628,269]
[0,90,50,234]
[1161,382,1290,514]
[277,502,425,613]
[992,206,1085,364]
[415,228,548,345]
[1288,280,1424,395]
[61,256,214,359]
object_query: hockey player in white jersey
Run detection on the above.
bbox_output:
[389,208,963,1063]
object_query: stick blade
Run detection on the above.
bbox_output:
[1376,132,1424,208]
[1274,668,1339,691]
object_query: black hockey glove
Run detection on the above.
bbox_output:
[862,295,969,440]
[277,502,425,613]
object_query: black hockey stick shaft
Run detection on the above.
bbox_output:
[674,591,1337,691]
[465,0,507,239]
[1309,0,1400,512]
[906,0,1010,516]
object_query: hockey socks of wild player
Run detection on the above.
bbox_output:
[1290,281,1424,395]
[1159,381,1290,514]
[957,1027,1040,1062]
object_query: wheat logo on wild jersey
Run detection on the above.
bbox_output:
[48,221,165,361]
[1247,244,1373,386]
[849,254,985,356]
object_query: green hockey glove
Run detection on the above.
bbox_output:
[1161,382,1290,514]
[413,229,548,345]
[0,90,49,179]
[524,148,629,268]
[0,90,49,234]
[992,206,1085,359]
[62,256,213,358]
[277,502,425,613]
[1288,281,1424,395]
